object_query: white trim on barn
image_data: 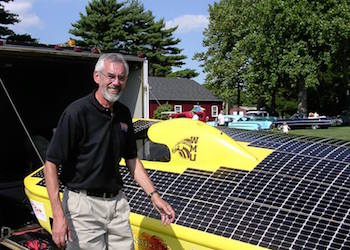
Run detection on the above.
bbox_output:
[211,105,218,117]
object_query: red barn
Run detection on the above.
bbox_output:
[149,77,222,121]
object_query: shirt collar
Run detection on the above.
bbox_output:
[89,89,118,114]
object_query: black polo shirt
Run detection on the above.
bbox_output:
[46,90,137,192]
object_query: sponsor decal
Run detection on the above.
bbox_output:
[30,200,47,222]
[172,136,198,161]
[135,232,170,250]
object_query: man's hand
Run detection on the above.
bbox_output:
[151,193,175,225]
[52,215,72,249]
[126,157,175,225]
[44,161,72,248]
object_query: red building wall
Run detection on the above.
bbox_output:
[149,100,223,121]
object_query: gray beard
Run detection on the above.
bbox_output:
[102,86,122,103]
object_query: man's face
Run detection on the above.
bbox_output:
[97,60,127,103]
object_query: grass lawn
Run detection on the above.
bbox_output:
[288,126,350,141]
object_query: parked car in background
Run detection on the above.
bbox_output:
[223,114,243,125]
[207,114,273,131]
[329,116,343,126]
[338,110,350,125]
[169,105,207,122]
[273,114,333,129]
[207,114,243,127]
[169,110,207,122]
[228,116,274,130]
[246,110,270,117]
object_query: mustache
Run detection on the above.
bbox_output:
[108,85,122,91]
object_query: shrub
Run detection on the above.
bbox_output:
[153,103,173,120]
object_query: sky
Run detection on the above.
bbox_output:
[3,0,217,84]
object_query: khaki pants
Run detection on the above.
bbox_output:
[62,189,134,250]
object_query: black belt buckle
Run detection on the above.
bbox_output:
[66,187,118,198]
[103,192,116,198]
[66,186,79,193]
[86,190,118,198]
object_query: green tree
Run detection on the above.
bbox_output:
[153,103,173,120]
[167,68,198,79]
[194,1,249,108]
[139,18,181,76]
[7,33,38,44]
[69,0,126,51]
[70,0,197,78]
[0,0,19,37]
[196,0,350,115]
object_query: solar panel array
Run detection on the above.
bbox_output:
[32,121,350,249]
[122,124,350,249]
[133,119,158,135]
[33,165,65,192]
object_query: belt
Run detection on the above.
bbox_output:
[66,186,119,198]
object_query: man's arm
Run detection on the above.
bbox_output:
[126,158,175,225]
[43,160,71,248]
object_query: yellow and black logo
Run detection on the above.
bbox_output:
[172,136,198,161]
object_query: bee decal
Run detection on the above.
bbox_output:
[172,136,198,161]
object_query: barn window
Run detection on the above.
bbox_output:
[174,105,182,113]
[212,105,218,117]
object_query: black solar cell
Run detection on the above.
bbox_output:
[132,119,157,134]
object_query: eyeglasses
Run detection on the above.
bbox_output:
[99,71,127,83]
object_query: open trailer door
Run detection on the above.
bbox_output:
[0,42,148,233]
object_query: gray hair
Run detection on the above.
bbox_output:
[95,53,129,76]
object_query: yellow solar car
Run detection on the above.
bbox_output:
[24,118,350,250]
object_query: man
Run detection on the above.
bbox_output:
[44,53,175,249]
[218,110,225,126]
